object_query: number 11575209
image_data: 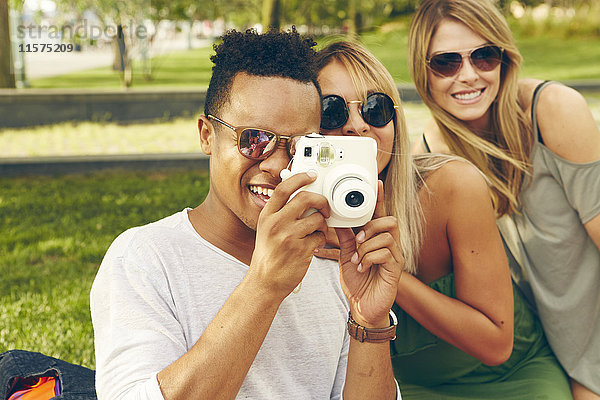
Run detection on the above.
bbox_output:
[19,43,74,52]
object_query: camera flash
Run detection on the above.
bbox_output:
[318,143,335,166]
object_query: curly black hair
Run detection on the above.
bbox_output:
[204,27,320,117]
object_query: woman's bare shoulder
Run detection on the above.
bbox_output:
[420,159,489,203]
[411,119,452,155]
[535,83,600,162]
[517,78,544,111]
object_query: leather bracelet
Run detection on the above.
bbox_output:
[347,310,397,343]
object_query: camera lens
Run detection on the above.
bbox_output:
[345,191,364,208]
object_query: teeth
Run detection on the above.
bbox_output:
[249,185,273,200]
[454,90,481,100]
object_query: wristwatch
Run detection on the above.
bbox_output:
[347,310,397,343]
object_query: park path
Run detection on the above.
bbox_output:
[24,36,211,79]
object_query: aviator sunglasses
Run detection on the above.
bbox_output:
[206,115,314,160]
[320,92,399,131]
[426,45,504,77]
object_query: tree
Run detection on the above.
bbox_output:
[0,0,16,88]
[262,0,281,30]
[51,0,144,87]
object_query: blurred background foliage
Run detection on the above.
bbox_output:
[147,0,600,35]
[2,0,599,88]
[144,0,600,37]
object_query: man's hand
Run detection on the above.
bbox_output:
[337,181,404,327]
[314,227,341,261]
[248,171,331,300]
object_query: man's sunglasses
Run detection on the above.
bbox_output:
[426,45,504,77]
[320,92,399,131]
[206,115,313,160]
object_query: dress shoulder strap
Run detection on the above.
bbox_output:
[531,80,553,144]
[422,133,432,153]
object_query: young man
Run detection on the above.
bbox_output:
[91,29,401,400]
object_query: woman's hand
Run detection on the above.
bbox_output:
[337,181,404,326]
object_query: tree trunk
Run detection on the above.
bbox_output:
[262,0,281,30]
[0,0,16,88]
[112,24,132,87]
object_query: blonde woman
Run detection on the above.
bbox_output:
[315,40,571,399]
[409,0,600,398]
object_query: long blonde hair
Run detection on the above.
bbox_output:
[409,0,533,216]
[316,40,422,273]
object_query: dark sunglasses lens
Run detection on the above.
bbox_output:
[429,52,462,76]
[239,129,277,159]
[321,95,349,130]
[363,93,395,127]
[471,46,502,71]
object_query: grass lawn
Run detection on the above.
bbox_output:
[0,102,435,157]
[29,46,215,89]
[3,98,600,159]
[0,170,209,367]
[0,119,200,157]
[28,28,600,89]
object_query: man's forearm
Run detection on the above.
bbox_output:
[343,312,398,400]
[343,339,397,400]
[156,277,283,400]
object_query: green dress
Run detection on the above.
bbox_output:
[390,274,572,399]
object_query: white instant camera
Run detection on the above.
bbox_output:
[288,133,378,228]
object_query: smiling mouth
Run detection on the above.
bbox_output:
[452,89,484,101]
[249,185,274,202]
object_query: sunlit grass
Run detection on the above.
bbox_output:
[29,46,215,89]
[0,170,210,367]
[27,28,600,90]
[0,103,437,157]
[0,118,200,157]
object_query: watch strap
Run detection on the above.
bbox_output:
[347,310,397,343]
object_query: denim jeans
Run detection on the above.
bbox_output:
[0,350,96,400]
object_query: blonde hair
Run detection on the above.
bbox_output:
[409,0,533,216]
[316,40,422,273]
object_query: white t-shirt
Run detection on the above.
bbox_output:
[91,209,350,400]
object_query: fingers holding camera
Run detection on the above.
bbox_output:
[258,173,331,249]
[313,228,341,261]
[336,226,400,326]
[264,171,319,213]
[354,218,403,267]
[353,229,404,272]
[349,182,404,272]
[249,172,333,298]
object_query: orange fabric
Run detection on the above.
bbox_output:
[8,376,59,400]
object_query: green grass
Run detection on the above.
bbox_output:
[1,99,598,159]
[29,46,215,89]
[516,36,600,81]
[0,103,435,157]
[0,118,200,157]
[28,27,600,90]
[0,170,210,367]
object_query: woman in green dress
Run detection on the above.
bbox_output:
[315,40,572,399]
[408,0,600,398]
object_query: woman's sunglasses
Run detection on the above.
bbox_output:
[426,45,504,77]
[206,115,312,160]
[320,92,399,131]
